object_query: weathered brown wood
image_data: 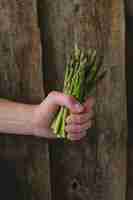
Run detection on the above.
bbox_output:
[38,0,127,200]
[0,1,51,199]
[126,1,133,199]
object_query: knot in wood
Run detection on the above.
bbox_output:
[74,4,80,13]
[71,178,80,191]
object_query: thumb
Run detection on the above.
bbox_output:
[36,91,84,127]
[46,91,84,112]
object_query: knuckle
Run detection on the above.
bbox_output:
[75,124,82,132]
[66,121,92,133]
[48,91,58,98]
[77,115,83,123]
[74,114,83,123]
[66,95,75,104]
[69,125,81,133]
[82,122,90,130]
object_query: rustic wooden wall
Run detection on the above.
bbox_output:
[38,0,127,200]
[126,0,133,199]
[0,0,127,199]
[0,1,51,199]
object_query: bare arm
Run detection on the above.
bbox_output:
[0,92,94,140]
[0,98,36,135]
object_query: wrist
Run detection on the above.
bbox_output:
[30,104,41,137]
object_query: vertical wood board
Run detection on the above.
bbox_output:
[38,0,127,200]
[0,1,51,199]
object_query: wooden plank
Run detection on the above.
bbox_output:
[95,1,127,200]
[0,1,51,199]
[126,1,133,199]
[38,0,127,200]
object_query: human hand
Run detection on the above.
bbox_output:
[65,97,95,141]
[32,91,95,141]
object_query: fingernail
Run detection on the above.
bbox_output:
[75,103,83,112]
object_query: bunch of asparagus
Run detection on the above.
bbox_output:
[51,44,106,139]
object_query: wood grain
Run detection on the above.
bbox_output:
[0,1,51,199]
[126,0,133,199]
[38,0,127,200]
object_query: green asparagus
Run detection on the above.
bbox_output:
[51,44,106,139]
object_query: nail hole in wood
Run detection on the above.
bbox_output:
[74,4,80,13]
[71,179,79,190]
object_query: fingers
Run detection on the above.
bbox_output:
[65,120,92,133]
[65,120,92,141]
[66,110,94,124]
[68,131,87,141]
[65,96,95,141]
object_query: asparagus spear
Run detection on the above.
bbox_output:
[51,44,106,138]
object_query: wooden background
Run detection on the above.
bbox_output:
[126,0,133,199]
[0,0,128,200]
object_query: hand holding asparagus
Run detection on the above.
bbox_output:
[32,91,95,141]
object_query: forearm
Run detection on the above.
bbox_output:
[0,98,36,135]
